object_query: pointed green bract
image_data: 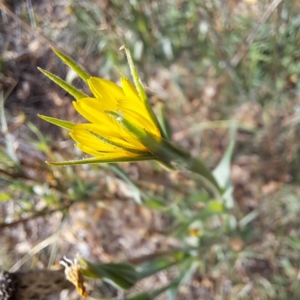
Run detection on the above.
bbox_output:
[46,155,155,166]
[157,104,172,139]
[120,45,166,139]
[120,46,147,104]
[38,114,76,130]
[51,46,91,82]
[38,68,88,100]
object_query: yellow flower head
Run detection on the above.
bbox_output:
[38,46,169,165]
[70,75,161,160]
[37,46,220,194]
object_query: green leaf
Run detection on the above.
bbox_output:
[157,104,172,139]
[136,258,178,280]
[213,129,236,189]
[38,67,89,100]
[125,292,153,300]
[38,115,76,130]
[212,127,236,207]
[79,259,138,290]
[47,155,155,166]
[51,46,91,82]
[182,155,221,194]
[107,164,143,205]
[125,279,181,300]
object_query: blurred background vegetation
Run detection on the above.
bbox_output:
[1,0,300,299]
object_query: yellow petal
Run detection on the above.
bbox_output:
[77,143,144,159]
[72,123,147,152]
[72,123,121,139]
[121,77,139,99]
[120,77,160,136]
[119,104,160,137]
[73,98,116,125]
[88,77,125,100]
[76,144,108,157]
[70,128,120,152]
[109,116,148,149]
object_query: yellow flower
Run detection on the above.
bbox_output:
[38,46,173,166]
[69,76,162,161]
[38,46,220,194]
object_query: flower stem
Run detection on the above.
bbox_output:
[159,140,222,197]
